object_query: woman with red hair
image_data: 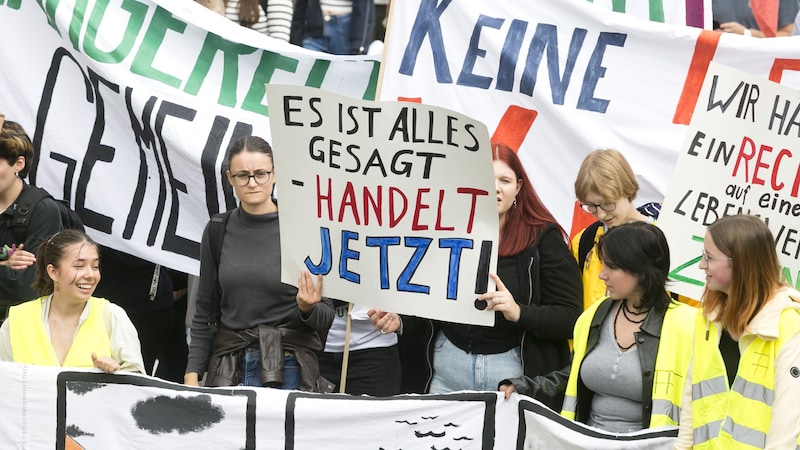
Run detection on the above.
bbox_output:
[369,143,582,393]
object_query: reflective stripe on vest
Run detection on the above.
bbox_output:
[689,312,730,448]
[9,296,111,367]
[719,308,800,447]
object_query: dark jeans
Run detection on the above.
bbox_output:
[319,345,401,397]
[240,347,300,389]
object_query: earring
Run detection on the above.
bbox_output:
[14,172,18,179]
[513,197,517,208]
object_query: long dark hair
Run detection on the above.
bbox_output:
[597,222,671,312]
[33,230,99,296]
[492,143,564,257]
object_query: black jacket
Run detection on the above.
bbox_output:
[399,223,582,393]
[290,0,375,54]
[510,295,670,428]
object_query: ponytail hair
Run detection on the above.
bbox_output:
[33,230,98,296]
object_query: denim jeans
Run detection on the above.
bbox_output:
[302,13,352,55]
[239,347,300,390]
[429,331,523,394]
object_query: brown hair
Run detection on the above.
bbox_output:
[491,143,564,256]
[574,149,639,203]
[0,119,34,178]
[33,230,99,296]
[702,215,783,336]
[229,0,260,28]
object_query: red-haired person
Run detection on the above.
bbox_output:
[369,143,582,393]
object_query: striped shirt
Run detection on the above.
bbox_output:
[225,0,293,42]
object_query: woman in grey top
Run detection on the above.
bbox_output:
[184,136,334,391]
[501,222,697,432]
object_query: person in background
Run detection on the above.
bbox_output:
[195,0,225,15]
[0,230,145,373]
[675,215,800,449]
[713,0,799,37]
[318,301,401,396]
[224,0,294,42]
[291,0,375,55]
[184,136,334,392]
[0,116,63,322]
[501,223,697,433]
[369,143,582,393]
[94,247,188,382]
[572,149,665,311]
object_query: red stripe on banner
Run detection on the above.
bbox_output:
[769,59,800,83]
[397,97,422,103]
[490,105,538,153]
[569,201,597,240]
[672,30,721,125]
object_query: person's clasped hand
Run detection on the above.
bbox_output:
[296,270,323,316]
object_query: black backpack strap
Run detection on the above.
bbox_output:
[577,221,602,272]
[207,210,233,328]
[11,185,51,244]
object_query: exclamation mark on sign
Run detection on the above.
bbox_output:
[473,240,493,310]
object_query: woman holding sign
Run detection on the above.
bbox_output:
[675,214,800,449]
[369,143,582,393]
[184,136,334,391]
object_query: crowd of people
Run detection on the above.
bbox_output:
[2,0,800,444]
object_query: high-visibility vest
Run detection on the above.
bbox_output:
[562,298,695,427]
[690,308,800,449]
[9,296,111,367]
[721,307,800,449]
[687,312,729,450]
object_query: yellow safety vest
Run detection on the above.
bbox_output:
[9,296,111,368]
[721,307,800,449]
[562,298,695,428]
[687,312,729,449]
[690,308,800,449]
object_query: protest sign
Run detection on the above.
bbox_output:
[659,62,800,299]
[266,86,497,325]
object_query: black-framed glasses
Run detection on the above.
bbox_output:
[701,250,732,264]
[580,201,616,214]
[231,170,272,186]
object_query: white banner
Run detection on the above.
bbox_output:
[0,361,678,449]
[0,0,379,275]
[267,85,497,325]
[379,0,800,247]
[660,62,800,299]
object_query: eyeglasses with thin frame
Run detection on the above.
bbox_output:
[701,249,732,264]
[231,170,272,186]
[580,201,616,214]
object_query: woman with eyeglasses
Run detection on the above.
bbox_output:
[572,149,664,311]
[675,214,800,449]
[184,136,334,392]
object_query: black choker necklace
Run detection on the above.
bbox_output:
[621,302,649,324]
[613,306,635,351]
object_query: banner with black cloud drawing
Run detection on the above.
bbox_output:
[266,86,498,326]
[0,362,678,449]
